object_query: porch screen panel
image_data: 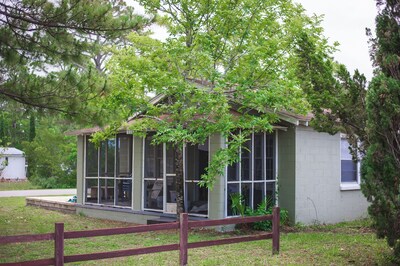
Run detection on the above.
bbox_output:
[143,135,164,211]
[226,132,277,217]
[254,133,264,180]
[85,138,98,177]
[144,180,163,210]
[166,145,176,174]
[117,134,132,178]
[227,183,239,216]
[84,134,133,207]
[186,182,208,215]
[185,140,209,215]
[85,179,98,203]
[144,136,163,179]
[99,179,114,205]
[116,179,132,207]
[241,139,251,181]
[265,133,275,180]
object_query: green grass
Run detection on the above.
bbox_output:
[0,197,395,265]
[0,181,40,191]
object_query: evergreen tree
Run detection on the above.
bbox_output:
[0,0,152,121]
[29,113,36,142]
[362,0,400,259]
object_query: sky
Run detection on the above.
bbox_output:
[130,0,378,80]
[296,0,377,80]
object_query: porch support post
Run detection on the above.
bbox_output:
[179,213,188,266]
[272,207,280,254]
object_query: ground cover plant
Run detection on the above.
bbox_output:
[0,181,39,191]
[0,197,394,265]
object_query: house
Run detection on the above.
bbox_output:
[67,97,369,226]
[0,147,27,181]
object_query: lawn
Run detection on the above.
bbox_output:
[0,197,394,265]
[0,181,39,191]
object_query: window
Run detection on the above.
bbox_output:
[84,134,133,207]
[226,132,276,217]
[340,136,360,190]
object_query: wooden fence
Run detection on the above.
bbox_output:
[0,207,280,266]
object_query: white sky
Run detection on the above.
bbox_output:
[296,0,377,80]
[130,0,377,80]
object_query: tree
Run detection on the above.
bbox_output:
[0,0,151,120]
[23,116,77,188]
[96,0,334,216]
[362,0,400,259]
[296,0,400,260]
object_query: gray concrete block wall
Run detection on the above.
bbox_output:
[294,126,369,224]
[76,207,154,224]
[76,136,84,205]
[277,127,296,224]
[208,133,226,220]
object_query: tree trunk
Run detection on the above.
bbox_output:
[175,147,185,218]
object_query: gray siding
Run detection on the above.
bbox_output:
[132,136,143,211]
[208,133,226,220]
[277,127,296,224]
[76,136,84,205]
[294,126,369,224]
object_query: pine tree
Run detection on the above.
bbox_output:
[0,0,152,120]
[362,0,400,259]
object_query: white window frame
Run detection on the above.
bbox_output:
[340,134,361,191]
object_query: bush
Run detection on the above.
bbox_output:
[230,193,289,231]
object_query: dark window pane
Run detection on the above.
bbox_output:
[117,134,132,178]
[254,133,264,180]
[166,176,176,203]
[227,183,239,216]
[253,183,264,209]
[266,133,275,180]
[266,182,276,208]
[186,182,208,215]
[144,180,163,210]
[85,138,98,177]
[228,162,239,181]
[166,145,176,174]
[107,139,115,177]
[99,141,106,176]
[241,139,251,181]
[186,140,209,180]
[116,179,132,207]
[99,179,114,205]
[85,179,98,203]
[241,183,252,208]
[341,160,357,182]
[144,136,163,179]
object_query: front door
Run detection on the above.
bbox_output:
[165,146,177,213]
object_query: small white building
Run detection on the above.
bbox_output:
[0,148,26,180]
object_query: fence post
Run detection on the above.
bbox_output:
[272,207,280,254]
[54,223,64,266]
[179,213,188,266]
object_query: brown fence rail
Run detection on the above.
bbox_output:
[0,207,280,266]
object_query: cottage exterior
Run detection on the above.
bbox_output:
[0,148,26,180]
[69,108,368,225]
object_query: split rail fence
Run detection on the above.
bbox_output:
[0,207,280,266]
